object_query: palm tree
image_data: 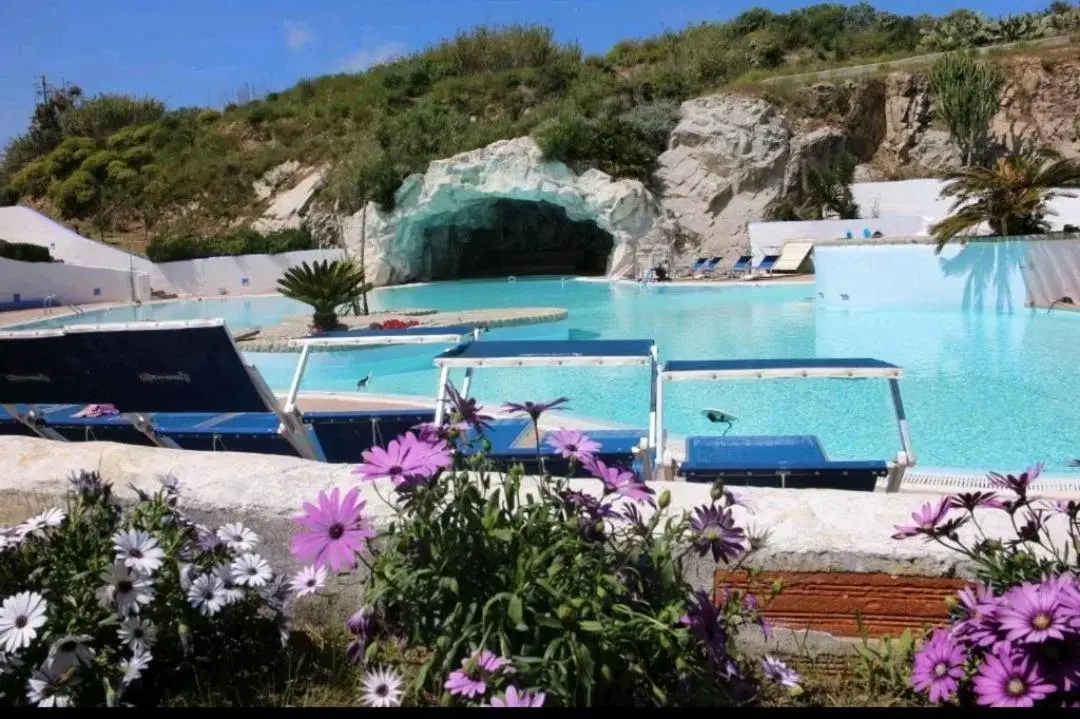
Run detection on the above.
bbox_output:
[277,259,369,332]
[931,136,1080,253]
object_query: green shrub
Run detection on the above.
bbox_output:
[291,395,780,706]
[42,137,96,180]
[534,115,665,182]
[145,227,318,263]
[0,185,20,207]
[0,239,52,262]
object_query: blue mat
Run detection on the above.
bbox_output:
[681,435,886,491]
[155,412,302,457]
[41,405,158,446]
[462,419,646,475]
[303,409,436,464]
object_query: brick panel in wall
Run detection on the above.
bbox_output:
[717,570,967,638]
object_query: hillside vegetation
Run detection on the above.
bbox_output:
[2,2,1080,254]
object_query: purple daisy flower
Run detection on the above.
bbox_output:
[988,463,1043,497]
[948,491,1004,512]
[290,488,376,572]
[972,652,1055,708]
[953,583,1003,649]
[761,655,801,688]
[891,498,952,539]
[681,590,730,670]
[502,397,570,424]
[353,433,435,485]
[999,583,1071,644]
[445,383,493,433]
[911,628,965,703]
[689,504,746,564]
[489,685,546,707]
[588,459,655,505]
[545,429,601,464]
[444,649,514,699]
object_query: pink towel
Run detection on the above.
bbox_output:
[72,404,120,418]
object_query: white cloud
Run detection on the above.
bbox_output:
[283,21,313,50]
[339,41,408,73]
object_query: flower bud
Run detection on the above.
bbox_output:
[658,490,671,509]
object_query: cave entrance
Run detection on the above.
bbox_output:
[421,199,614,280]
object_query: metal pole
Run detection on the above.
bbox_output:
[888,378,915,465]
[647,345,658,449]
[654,371,665,472]
[283,344,312,414]
[461,366,474,399]
[433,365,451,425]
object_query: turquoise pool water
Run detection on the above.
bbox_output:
[16,278,1080,473]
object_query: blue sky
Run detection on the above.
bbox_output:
[0,0,1054,146]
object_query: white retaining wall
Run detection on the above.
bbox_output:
[814,236,1080,312]
[0,257,150,305]
[748,215,928,263]
[150,248,347,296]
[0,206,155,275]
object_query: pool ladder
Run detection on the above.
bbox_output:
[43,295,85,320]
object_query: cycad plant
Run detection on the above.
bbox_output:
[277,259,369,332]
[930,133,1080,253]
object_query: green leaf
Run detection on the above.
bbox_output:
[490,528,514,542]
[508,594,524,627]
[579,620,603,633]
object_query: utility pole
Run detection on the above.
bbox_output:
[35,75,52,104]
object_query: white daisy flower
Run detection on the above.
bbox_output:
[290,565,327,597]
[26,661,77,706]
[96,561,155,616]
[0,527,21,552]
[112,529,166,574]
[15,508,65,539]
[216,523,258,553]
[47,635,95,672]
[0,591,48,653]
[195,524,221,551]
[230,553,272,588]
[187,574,228,616]
[117,617,156,652]
[361,665,404,707]
[212,565,245,605]
[120,648,152,688]
[159,475,180,493]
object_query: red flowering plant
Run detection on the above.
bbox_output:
[370,319,420,331]
[286,383,783,707]
[893,463,1080,708]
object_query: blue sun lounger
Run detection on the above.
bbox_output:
[656,358,915,492]
[432,339,658,476]
[286,325,483,463]
[751,254,780,276]
[0,320,323,458]
[725,255,753,278]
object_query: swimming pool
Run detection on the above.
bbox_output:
[15,277,1080,473]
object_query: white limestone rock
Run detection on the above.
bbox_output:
[252,167,326,233]
[340,137,668,285]
[655,95,793,258]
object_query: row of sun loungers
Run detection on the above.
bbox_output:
[0,321,915,492]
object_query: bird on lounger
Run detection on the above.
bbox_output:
[356,373,372,389]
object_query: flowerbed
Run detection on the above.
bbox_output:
[895,464,1080,708]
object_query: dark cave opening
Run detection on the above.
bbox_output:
[418,199,615,280]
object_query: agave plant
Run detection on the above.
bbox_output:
[277,259,370,332]
[930,133,1080,253]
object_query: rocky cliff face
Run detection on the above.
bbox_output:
[255,52,1080,282]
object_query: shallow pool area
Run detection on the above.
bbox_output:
[15,277,1080,473]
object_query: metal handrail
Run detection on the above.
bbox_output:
[42,295,84,317]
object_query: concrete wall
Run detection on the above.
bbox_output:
[815,236,1080,312]
[0,206,154,275]
[748,216,928,263]
[150,248,347,296]
[0,257,150,305]
[851,179,1080,231]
